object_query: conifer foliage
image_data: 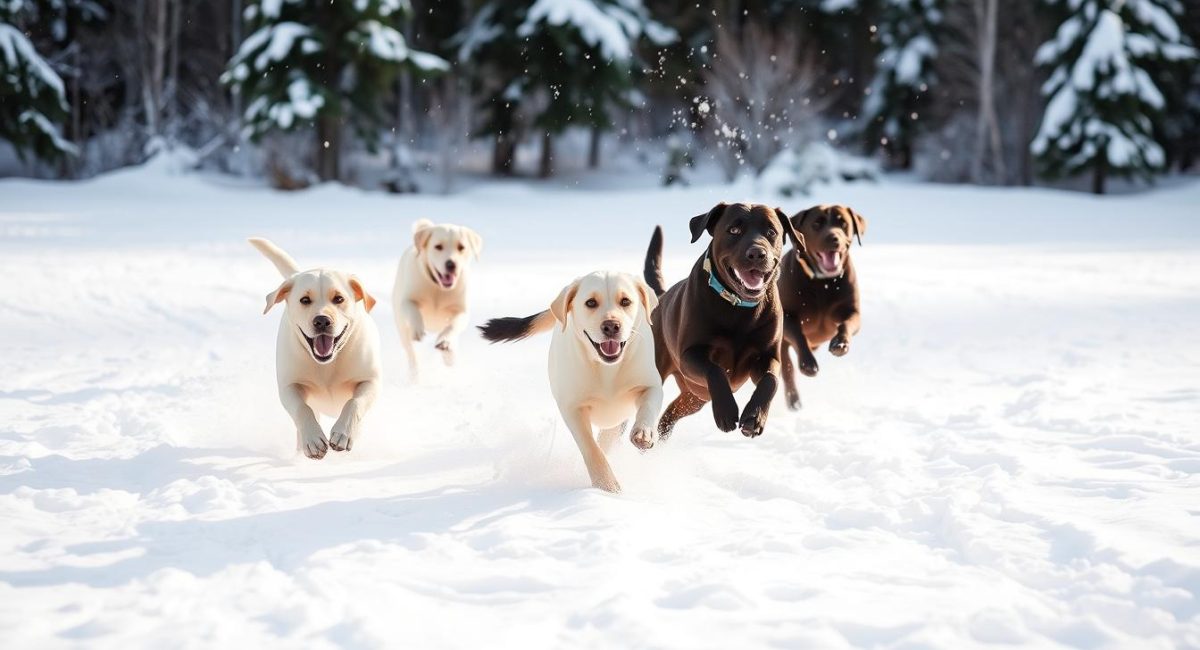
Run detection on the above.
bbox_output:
[222,0,447,181]
[1031,0,1196,193]
[0,0,77,162]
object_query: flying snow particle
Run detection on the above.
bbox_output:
[698,101,711,115]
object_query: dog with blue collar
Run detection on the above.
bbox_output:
[643,202,806,440]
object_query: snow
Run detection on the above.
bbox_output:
[1031,3,1194,175]
[893,33,935,85]
[0,23,67,99]
[517,0,674,61]
[18,110,79,156]
[2,166,1199,647]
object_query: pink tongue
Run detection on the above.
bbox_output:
[313,334,335,357]
[820,252,839,271]
[738,268,765,290]
[440,272,456,287]
[599,340,621,357]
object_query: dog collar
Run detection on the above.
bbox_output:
[703,252,759,308]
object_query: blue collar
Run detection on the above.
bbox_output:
[702,251,759,308]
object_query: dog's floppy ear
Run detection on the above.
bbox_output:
[348,275,376,313]
[635,278,659,325]
[549,278,581,331]
[263,278,294,314]
[850,208,867,246]
[689,202,729,243]
[775,207,805,251]
[463,227,483,260]
[413,218,435,251]
[791,205,820,231]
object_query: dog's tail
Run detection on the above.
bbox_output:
[479,310,555,343]
[643,226,665,297]
[248,237,301,277]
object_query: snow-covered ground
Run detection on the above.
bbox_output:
[2,164,1199,648]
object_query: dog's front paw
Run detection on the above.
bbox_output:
[738,406,767,438]
[799,355,819,377]
[829,334,850,357]
[300,429,329,460]
[712,395,739,433]
[412,327,426,342]
[630,426,657,451]
[434,337,456,366]
[328,429,354,452]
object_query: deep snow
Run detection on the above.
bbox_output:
[1,165,1199,648]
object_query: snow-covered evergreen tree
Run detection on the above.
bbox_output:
[458,0,674,177]
[1031,0,1196,194]
[222,0,447,182]
[0,0,77,163]
[860,0,943,168]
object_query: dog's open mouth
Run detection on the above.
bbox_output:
[301,326,347,363]
[586,333,626,364]
[727,264,769,298]
[813,250,843,275]
[431,268,457,289]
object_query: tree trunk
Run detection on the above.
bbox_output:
[539,131,554,178]
[492,134,515,175]
[972,0,1004,184]
[316,114,340,182]
[588,126,601,169]
[1093,155,1107,195]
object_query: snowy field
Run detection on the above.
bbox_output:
[2,164,1199,648]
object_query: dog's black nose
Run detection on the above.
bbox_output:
[747,245,768,262]
[445,259,457,272]
[601,320,621,339]
[313,315,333,331]
[825,233,840,247]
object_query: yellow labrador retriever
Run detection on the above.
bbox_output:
[392,219,483,380]
[249,238,382,460]
[479,272,662,493]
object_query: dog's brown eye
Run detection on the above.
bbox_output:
[457,244,465,252]
[585,298,598,308]
[814,218,826,228]
[332,295,344,304]
[728,226,741,235]
[767,229,777,239]
[299,296,312,305]
[620,297,632,307]
[435,244,444,251]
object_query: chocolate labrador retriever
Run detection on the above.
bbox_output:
[643,202,804,439]
[777,204,866,410]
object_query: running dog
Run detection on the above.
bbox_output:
[643,203,803,439]
[778,204,866,410]
[479,272,661,493]
[392,219,483,380]
[250,238,382,459]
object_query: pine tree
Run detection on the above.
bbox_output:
[861,0,943,169]
[458,0,674,177]
[0,0,78,163]
[222,0,447,182]
[1031,0,1196,194]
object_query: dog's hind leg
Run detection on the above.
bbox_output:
[394,301,424,381]
[561,407,620,493]
[780,339,802,411]
[657,388,706,442]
